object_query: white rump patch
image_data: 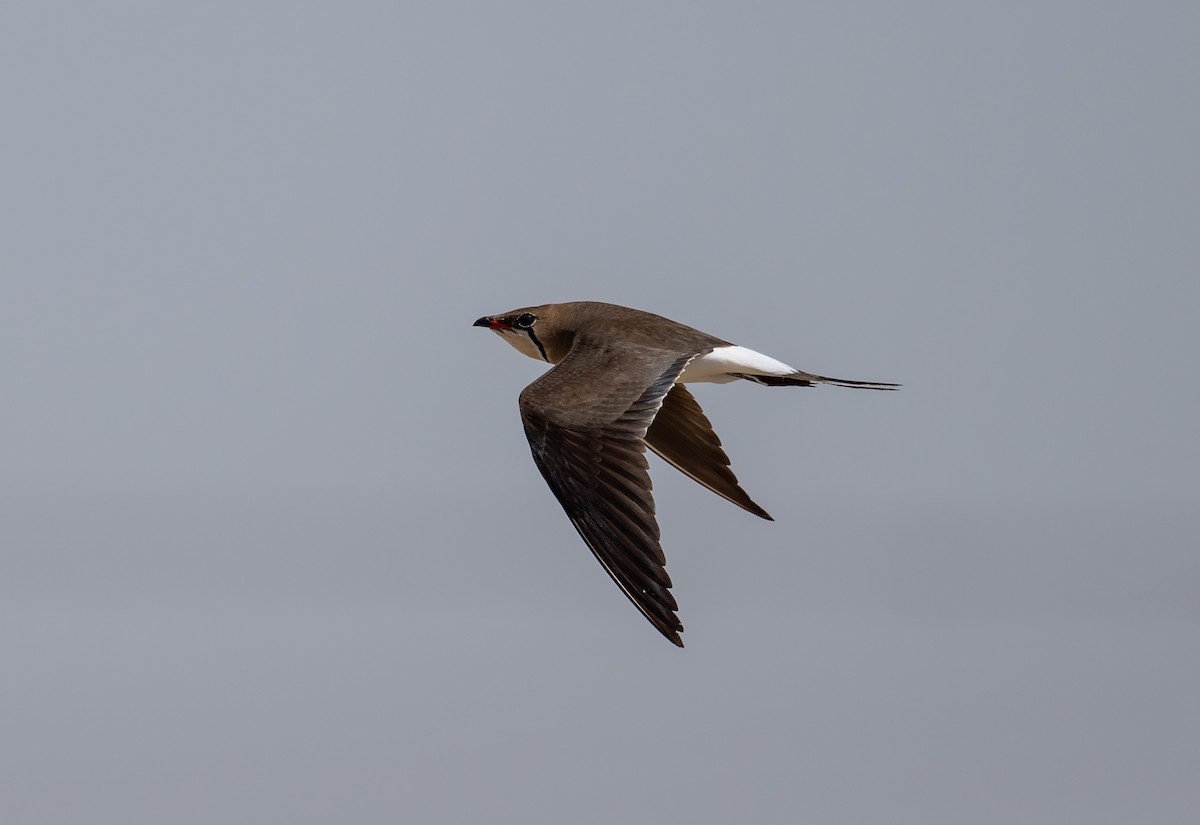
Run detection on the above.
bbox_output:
[679,345,797,384]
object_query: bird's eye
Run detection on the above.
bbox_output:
[514,313,536,329]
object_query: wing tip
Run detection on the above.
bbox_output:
[743,500,774,521]
[651,609,685,646]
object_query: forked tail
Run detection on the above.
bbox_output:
[734,372,900,390]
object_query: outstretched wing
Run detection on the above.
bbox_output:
[520,343,696,646]
[645,383,773,521]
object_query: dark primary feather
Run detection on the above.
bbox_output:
[520,345,696,647]
[645,384,773,521]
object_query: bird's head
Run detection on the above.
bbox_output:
[473,305,574,364]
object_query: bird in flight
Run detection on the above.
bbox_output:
[474,301,896,647]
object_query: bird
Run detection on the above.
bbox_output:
[474,301,897,647]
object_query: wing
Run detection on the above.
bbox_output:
[645,384,773,521]
[520,344,697,647]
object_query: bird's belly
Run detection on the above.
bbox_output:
[679,345,796,383]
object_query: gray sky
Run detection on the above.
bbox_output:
[3,2,1198,823]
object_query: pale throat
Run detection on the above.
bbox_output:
[497,330,549,362]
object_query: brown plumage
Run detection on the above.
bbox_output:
[474,301,896,646]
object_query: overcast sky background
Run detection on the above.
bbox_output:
[3,2,1198,823]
